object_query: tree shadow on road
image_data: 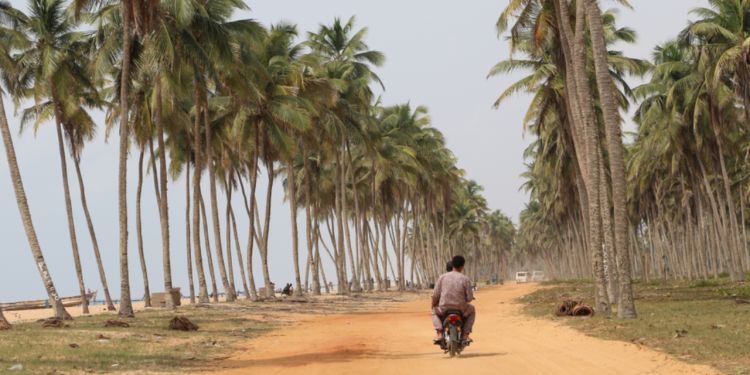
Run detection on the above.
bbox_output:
[456,352,507,359]
[221,349,506,369]
[221,346,370,368]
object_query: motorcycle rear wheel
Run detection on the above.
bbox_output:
[448,326,460,357]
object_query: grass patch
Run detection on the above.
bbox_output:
[0,304,274,374]
[521,279,750,375]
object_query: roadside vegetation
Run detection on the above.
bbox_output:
[495,0,750,325]
[521,279,750,374]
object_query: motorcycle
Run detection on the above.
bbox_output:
[438,309,470,357]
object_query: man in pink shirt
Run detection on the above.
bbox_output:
[432,255,476,343]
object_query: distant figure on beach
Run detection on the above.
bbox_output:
[282,283,293,296]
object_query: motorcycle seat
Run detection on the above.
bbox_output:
[444,309,463,317]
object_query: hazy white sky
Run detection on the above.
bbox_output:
[0,0,705,301]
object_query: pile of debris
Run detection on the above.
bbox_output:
[169,316,198,331]
[104,320,130,328]
[555,299,594,317]
[40,317,67,328]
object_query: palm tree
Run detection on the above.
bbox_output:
[15,0,103,314]
[0,0,70,320]
[244,23,313,298]
[187,0,261,303]
[585,0,637,318]
[494,0,650,312]
[307,16,385,293]
[689,0,750,123]
[0,72,72,320]
[117,0,135,317]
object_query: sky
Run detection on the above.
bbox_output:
[0,0,706,302]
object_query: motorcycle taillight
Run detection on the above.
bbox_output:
[448,315,460,322]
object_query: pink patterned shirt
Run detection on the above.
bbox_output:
[432,271,473,310]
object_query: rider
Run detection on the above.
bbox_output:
[432,255,475,344]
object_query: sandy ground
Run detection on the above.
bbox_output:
[3,299,193,323]
[3,291,375,323]
[210,283,720,375]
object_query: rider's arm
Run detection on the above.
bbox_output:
[431,277,442,308]
[465,277,474,303]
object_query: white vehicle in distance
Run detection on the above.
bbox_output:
[531,270,546,282]
[515,271,529,283]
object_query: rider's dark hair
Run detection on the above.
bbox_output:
[446,261,453,272]
[451,255,466,269]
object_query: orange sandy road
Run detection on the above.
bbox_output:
[210,284,720,375]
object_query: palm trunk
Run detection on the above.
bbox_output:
[0,307,9,329]
[318,231,330,294]
[310,207,322,295]
[186,162,196,304]
[54,116,88,314]
[155,78,174,308]
[0,95,71,320]
[200,192,219,302]
[569,0,610,316]
[394,209,404,291]
[334,150,349,294]
[381,209,389,290]
[287,162,303,296]
[72,152,116,311]
[149,140,160,207]
[600,160,619,305]
[229,202,251,298]
[342,156,360,292]
[260,162,275,299]
[204,95,235,301]
[303,149,321,295]
[192,87,210,304]
[225,181,237,296]
[135,149,152,307]
[117,0,134,318]
[369,211,383,290]
[585,0,635,318]
[242,161,259,300]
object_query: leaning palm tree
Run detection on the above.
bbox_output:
[0,0,71,320]
[584,0,637,319]
[0,88,72,320]
[14,0,98,314]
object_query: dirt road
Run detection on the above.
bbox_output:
[212,283,719,375]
